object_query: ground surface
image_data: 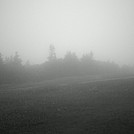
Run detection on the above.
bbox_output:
[0,77,134,134]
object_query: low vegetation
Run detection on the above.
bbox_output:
[0,78,134,133]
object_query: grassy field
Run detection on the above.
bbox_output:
[0,77,134,134]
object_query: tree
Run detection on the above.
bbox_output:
[80,51,95,75]
[0,53,3,65]
[63,51,80,76]
[13,52,22,66]
[81,51,94,63]
[47,44,57,62]
[25,60,30,67]
[64,51,79,63]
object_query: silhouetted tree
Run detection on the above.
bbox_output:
[13,52,22,66]
[81,51,94,63]
[25,60,30,67]
[47,44,57,62]
[64,51,79,63]
[63,51,80,76]
[80,51,96,75]
[0,47,133,84]
[0,53,3,66]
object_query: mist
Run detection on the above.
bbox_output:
[0,0,134,65]
[1,1,134,134]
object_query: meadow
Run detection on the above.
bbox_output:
[0,77,134,134]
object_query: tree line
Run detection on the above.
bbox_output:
[0,45,134,84]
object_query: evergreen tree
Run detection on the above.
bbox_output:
[13,52,22,66]
[0,53,3,65]
[47,44,57,62]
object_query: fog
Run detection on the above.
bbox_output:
[1,1,134,133]
[0,0,134,65]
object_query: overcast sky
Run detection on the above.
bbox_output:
[0,0,134,65]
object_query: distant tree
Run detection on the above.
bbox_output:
[63,51,80,76]
[0,53,4,83]
[13,52,22,66]
[64,51,79,63]
[81,51,94,63]
[80,51,96,75]
[5,56,13,65]
[47,44,57,62]
[0,53,4,76]
[0,53,3,65]
[25,60,30,67]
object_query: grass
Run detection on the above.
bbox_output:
[0,77,134,133]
